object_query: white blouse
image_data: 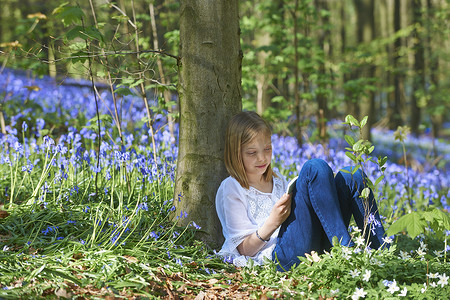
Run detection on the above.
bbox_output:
[215,173,288,267]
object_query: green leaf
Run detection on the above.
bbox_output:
[423,208,450,231]
[353,140,363,152]
[361,187,370,199]
[114,87,134,96]
[83,26,105,43]
[54,6,85,27]
[360,116,368,128]
[30,264,46,278]
[351,165,361,175]
[43,268,82,286]
[129,79,144,88]
[345,152,356,161]
[345,115,360,127]
[386,212,427,239]
[70,51,88,64]
[87,114,113,127]
[344,135,355,146]
[378,156,388,167]
[66,26,85,40]
[374,175,384,186]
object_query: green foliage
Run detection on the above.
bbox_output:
[386,208,450,240]
[53,4,85,27]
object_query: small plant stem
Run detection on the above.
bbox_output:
[445,238,447,263]
[29,147,56,203]
[401,142,412,209]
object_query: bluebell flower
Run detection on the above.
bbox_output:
[175,258,182,266]
[191,221,201,230]
[43,136,55,148]
[42,226,59,235]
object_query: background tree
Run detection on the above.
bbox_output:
[411,0,425,136]
[174,0,242,248]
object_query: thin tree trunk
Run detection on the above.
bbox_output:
[411,0,424,136]
[255,30,272,116]
[355,0,375,141]
[149,3,175,140]
[426,0,442,145]
[389,0,404,129]
[316,0,330,142]
[175,0,242,248]
[292,0,302,146]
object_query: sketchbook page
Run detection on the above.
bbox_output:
[286,176,298,194]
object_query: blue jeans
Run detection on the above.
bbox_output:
[272,158,386,271]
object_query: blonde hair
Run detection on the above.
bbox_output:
[224,111,275,189]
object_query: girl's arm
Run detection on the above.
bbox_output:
[237,193,292,257]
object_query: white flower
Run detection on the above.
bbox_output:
[353,248,362,254]
[350,269,361,278]
[352,287,367,300]
[398,287,407,296]
[355,236,365,247]
[416,248,426,256]
[438,273,448,287]
[2,245,9,251]
[370,258,385,267]
[430,282,437,287]
[342,246,352,260]
[351,226,362,234]
[382,280,392,287]
[342,246,352,255]
[419,241,428,251]
[305,251,321,263]
[330,289,339,295]
[433,250,443,258]
[399,250,411,260]
[420,283,427,293]
[427,272,439,279]
[387,280,400,294]
[362,269,372,282]
[382,236,393,244]
[278,275,288,284]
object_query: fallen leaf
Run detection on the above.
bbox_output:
[194,291,206,300]
[123,255,138,263]
[0,210,9,219]
[55,288,73,299]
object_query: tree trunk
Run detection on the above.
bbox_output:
[175,0,242,249]
[292,0,303,146]
[255,30,272,117]
[341,3,356,118]
[411,0,424,136]
[389,0,404,129]
[426,0,442,143]
[355,0,375,141]
[316,0,330,142]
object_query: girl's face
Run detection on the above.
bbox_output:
[241,133,272,182]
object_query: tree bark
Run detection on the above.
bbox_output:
[411,0,424,136]
[255,30,272,117]
[175,0,242,249]
[389,0,404,129]
[316,0,330,142]
[355,0,375,141]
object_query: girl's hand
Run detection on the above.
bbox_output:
[237,194,292,257]
[267,193,292,228]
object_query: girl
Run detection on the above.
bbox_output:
[215,111,387,270]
